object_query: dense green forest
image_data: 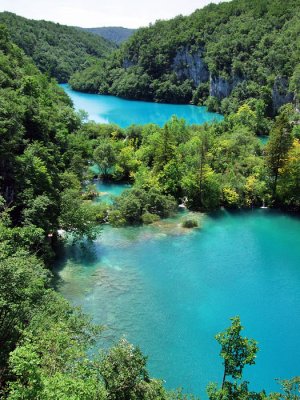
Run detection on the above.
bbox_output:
[0,0,300,397]
[78,103,300,226]
[82,27,136,45]
[70,0,300,118]
[0,12,116,82]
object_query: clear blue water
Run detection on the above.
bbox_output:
[60,84,223,128]
[93,179,131,204]
[259,136,269,145]
[55,209,300,398]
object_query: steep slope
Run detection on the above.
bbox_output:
[70,0,300,115]
[83,27,136,45]
[0,12,116,82]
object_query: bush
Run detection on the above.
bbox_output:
[142,212,160,224]
[182,219,199,229]
[108,210,126,227]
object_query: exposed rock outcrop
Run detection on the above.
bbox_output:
[272,77,294,112]
[209,75,240,99]
[172,48,209,86]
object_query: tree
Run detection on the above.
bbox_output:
[265,107,294,199]
[99,338,168,400]
[207,317,261,400]
[276,139,300,209]
[217,316,258,388]
[93,141,116,178]
[0,255,47,382]
[276,377,300,400]
[59,189,101,241]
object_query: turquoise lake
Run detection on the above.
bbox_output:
[60,84,223,127]
[55,209,300,398]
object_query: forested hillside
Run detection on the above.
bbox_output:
[0,8,300,398]
[0,12,116,82]
[82,26,136,45]
[0,23,171,400]
[70,0,300,116]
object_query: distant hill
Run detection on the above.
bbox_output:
[70,0,300,113]
[83,27,136,45]
[0,12,116,82]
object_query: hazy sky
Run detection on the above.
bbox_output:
[0,0,225,28]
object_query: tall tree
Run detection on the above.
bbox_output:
[265,107,294,199]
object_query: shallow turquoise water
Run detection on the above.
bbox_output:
[259,135,269,145]
[55,209,300,397]
[94,180,131,203]
[60,84,223,128]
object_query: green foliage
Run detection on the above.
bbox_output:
[275,377,300,400]
[216,316,258,385]
[182,219,198,229]
[0,28,103,252]
[0,11,300,400]
[100,339,168,400]
[207,317,262,400]
[111,187,177,225]
[71,0,299,113]
[265,105,295,199]
[0,254,48,379]
[142,212,160,224]
[0,12,115,82]
[94,141,116,177]
[207,381,266,400]
[83,27,136,45]
[59,189,101,241]
[7,290,105,400]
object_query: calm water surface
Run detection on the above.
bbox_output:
[93,179,131,204]
[60,84,223,127]
[55,209,300,397]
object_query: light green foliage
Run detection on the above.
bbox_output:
[276,377,300,399]
[0,254,48,378]
[207,317,264,400]
[7,290,105,400]
[94,141,116,178]
[100,338,168,400]
[78,104,299,215]
[59,189,101,241]
[142,212,160,224]
[276,139,300,208]
[266,105,294,198]
[216,317,258,385]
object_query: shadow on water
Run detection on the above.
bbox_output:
[52,239,100,291]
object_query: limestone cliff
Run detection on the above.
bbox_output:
[171,48,209,86]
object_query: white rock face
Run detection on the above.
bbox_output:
[209,75,241,99]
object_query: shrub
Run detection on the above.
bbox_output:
[182,219,199,229]
[142,212,160,224]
